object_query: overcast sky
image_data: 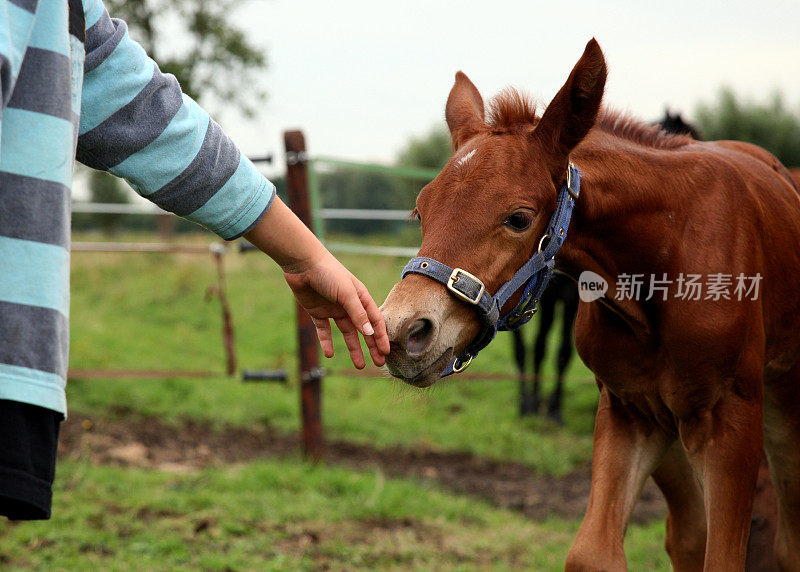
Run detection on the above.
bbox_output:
[181,1,800,179]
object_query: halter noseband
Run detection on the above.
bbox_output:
[401,163,581,377]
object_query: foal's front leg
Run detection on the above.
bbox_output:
[651,441,707,571]
[679,391,762,570]
[566,385,671,571]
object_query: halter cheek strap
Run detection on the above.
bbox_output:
[401,163,581,377]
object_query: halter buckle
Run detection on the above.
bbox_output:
[567,162,579,200]
[447,268,485,305]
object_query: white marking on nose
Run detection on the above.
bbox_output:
[456,148,477,168]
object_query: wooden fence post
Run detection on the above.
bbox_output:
[283,130,325,461]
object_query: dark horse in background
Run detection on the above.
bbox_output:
[511,272,578,420]
[659,108,702,139]
[512,109,701,423]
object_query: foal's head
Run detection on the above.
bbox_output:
[381,39,607,387]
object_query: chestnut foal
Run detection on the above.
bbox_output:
[381,39,800,570]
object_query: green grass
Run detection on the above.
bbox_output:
[38,231,674,570]
[0,459,670,571]
[68,232,597,476]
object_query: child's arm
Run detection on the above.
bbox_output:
[78,0,271,241]
[77,0,388,367]
[245,198,389,368]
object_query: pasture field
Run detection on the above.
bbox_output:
[0,460,669,570]
[0,231,671,570]
[67,231,598,474]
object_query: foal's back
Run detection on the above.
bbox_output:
[710,140,800,364]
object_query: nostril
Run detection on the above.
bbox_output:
[405,318,435,355]
[408,319,429,342]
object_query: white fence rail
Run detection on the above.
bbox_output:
[73,152,419,258]
[72,203,411,222]
[72,202,167,215]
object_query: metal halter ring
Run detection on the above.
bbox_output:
[537,234,551,254]
[452,354,473,373]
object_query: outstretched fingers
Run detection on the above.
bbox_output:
[333,317,366,369]
[312,317,335,358]
[305,273,389,369]
[356,282,390,356]
[338,281,375,338]
[363,330,386,367]
[337,280,389,357]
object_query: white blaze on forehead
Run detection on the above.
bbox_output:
[455,147,477,168]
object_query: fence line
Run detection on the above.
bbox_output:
[72,154,430,223]
[307,155,435,242]
[68,240,238,378]
[319,208,411,221]
[326,242,418,258]
[70,137,527,462]
[72,204,416,224]
[69,369,220,379]
[71,202,167,215]
[311,156,439,180]
[71,241,226,254]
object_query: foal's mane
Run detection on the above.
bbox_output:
[487,88,693,150]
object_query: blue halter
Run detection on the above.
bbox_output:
[401,163,581,377]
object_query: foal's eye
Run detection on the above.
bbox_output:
[503,212,533,232]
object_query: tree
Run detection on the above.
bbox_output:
[104,0,267,118]
[388,124,452,212]
[295,126,450,236]
[396,125,451,170]
[695,88,800,168]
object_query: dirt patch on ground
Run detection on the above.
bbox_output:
[59,413,665,523]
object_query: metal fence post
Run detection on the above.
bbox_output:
[283,130,325,462]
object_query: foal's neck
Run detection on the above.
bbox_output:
[556,136,680,336]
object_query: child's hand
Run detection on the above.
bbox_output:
[283,251,390,369]
[244,197,390,369]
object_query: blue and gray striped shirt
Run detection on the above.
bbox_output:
[0,0,275,415]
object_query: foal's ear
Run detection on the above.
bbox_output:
[445,71,485,150]
[534,39,607,169]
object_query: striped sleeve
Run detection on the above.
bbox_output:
[0,0,38,148]
[76,0,274,240]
